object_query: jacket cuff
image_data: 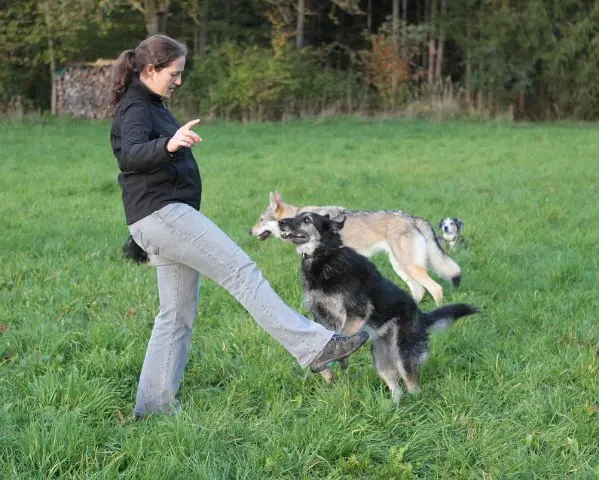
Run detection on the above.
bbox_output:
[163,137,177,159]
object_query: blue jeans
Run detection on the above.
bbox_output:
[128,203,333,417]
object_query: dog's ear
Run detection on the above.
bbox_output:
[438,219,444,229]
[454,218,464,232]
[331,216,346,232]
[323,214,330,220]
[271,191,285,214]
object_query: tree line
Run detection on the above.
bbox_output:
[1,0,598,120]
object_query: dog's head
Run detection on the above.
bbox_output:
[249,192,297,240]
[438,217,464,242]
[278,212,345,256]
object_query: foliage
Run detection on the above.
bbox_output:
[444,0,599,117]
[0,0,142,110]
[359,19,429,110]
[2,0,599,119]
[540,0,599,119]
[177,43,362,121]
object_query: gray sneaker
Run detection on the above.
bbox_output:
[309,331,369,373]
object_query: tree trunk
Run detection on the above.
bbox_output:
[367,0,372,33]
[435,0,446,80]
[518,91,525,116]
[400,0,407,54]
[199,0,208,54]
[392,0,400,45]
[145,13,168,34]
[42,2,57,116]
[158,11,168,33]
[193,22,200,55]
[141,0,171,35]
[189,0,208,55]
[465,24,472,107]
[296,0,305,48]
[49,44,57,116]
[391,0,400,103]
[146,15,159,35]
[427,0,437,85]
[199,20,207,55]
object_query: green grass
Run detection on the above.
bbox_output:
[1,116,598,479]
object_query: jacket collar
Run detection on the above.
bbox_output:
[130,75,164,105]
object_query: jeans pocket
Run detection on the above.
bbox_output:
[153,203,192,227]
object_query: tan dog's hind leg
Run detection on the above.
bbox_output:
[387,247,426,303]
[408,264,443,305]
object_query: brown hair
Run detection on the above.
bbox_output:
[111,35,188,107]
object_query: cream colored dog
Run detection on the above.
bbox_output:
[250,192,462,305]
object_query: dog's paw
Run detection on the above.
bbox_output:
[320,368,335,384]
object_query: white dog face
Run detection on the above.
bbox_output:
[438,217,464,242]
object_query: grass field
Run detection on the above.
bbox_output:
[0,117,598,479]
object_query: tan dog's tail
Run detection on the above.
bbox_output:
[416,218,462,286]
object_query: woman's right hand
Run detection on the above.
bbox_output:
[167,119,202,152]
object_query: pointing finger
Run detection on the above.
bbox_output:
[182,119,200,130]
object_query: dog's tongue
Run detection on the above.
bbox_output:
[259,231,271,241]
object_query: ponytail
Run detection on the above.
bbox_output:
[111,49,136,107]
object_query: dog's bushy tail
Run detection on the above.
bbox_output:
[423,304,479,332]
[123,235,149,264]
[416,218,462,286]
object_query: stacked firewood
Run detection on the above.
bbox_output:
[55,59,115,119]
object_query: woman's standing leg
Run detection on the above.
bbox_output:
[132,256,200,417]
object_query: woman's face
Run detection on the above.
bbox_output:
[141,56,186,99]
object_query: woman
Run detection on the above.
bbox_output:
[110,35,368,418]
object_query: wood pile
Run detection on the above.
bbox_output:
[55,59,115,119]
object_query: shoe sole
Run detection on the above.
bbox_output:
[309,332,369,373]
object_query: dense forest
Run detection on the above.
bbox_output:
[2,0,599,120]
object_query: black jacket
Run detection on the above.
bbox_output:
[110,76,202,225]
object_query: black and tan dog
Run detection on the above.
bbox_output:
[279,212,478,402]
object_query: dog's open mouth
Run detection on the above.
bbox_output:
[280,231,309,244]
[258,230,272,241]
